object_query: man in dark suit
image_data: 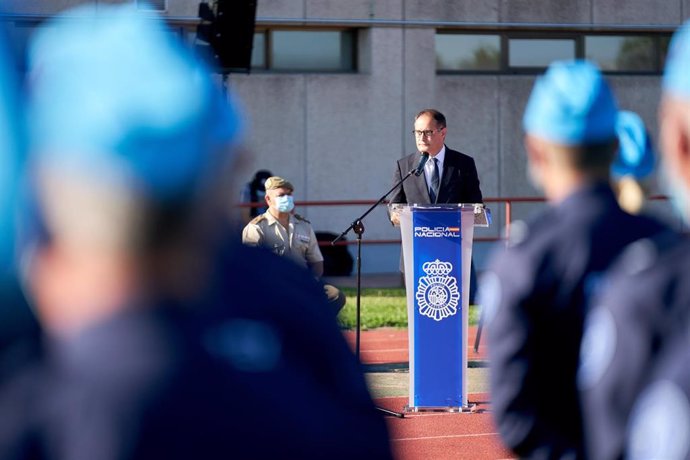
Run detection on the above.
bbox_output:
[389,109,483,298]
[389,109,483,209]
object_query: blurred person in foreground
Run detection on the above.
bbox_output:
[480,60,668,460]
[0,20,43,459]
[611,110,657,215]
[0,20,40,373]
[578,20,690,460]
[17,4,391,459]
[242,176,346,313]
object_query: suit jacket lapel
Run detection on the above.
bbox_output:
[408,155,431,203]
[438,152,456,203]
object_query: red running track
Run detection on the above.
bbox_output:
[378,394,514,460]
[342,326,488,365]
[342,327,514,460]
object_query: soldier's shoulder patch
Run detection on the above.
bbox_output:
[249,214,267,225]
[293,213,310,224]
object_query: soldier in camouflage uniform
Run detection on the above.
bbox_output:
[242,176,346,313]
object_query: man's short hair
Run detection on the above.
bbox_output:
[562,141,618,175]
[415,109,446,129]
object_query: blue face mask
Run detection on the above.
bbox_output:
[274,195,294,213]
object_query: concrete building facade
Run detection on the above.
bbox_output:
[2,0,685,272]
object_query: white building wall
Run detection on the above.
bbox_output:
[2,0,686,272]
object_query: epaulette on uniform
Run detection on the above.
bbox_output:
[249,214,267,225]
[294,213,311,224]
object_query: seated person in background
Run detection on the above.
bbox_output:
[242,176,346,313]
[239,169,273,224]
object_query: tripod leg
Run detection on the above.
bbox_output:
[354,221,363,360]
[377,406,405,418]
[474,305,485,353]
[351,220,404,418]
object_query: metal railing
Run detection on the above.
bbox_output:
[238,194,673,247]
[238,196,541,246]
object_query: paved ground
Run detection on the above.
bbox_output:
[344,327,489,401]
[324,273,404,289]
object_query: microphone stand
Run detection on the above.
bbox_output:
[333,166,421,419]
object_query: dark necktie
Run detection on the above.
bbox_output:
[429,158,440,203]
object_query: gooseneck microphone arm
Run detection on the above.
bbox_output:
[413,152,429,176]
[332,152,428,245]
[330,153,430,419]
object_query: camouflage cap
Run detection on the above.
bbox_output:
[264,176,294,192]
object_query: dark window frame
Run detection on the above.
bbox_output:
[254,27,358,74]
[173,23,358,74]
[434,30,502,74]
[436,29,672,76]
[505,32,580,74]
[584,31,670,75]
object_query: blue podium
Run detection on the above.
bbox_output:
[390,203,490,411]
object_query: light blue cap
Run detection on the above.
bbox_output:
[28,3,243,201]
[523,60,618,145]
[0,25,25,274]
[664,20,690,98]
[612,111,655,179]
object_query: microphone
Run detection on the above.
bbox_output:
[414,152,430,176]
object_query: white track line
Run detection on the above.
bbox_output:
[392,432,499,442]
[360,348,409,353]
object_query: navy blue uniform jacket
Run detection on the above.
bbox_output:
[484,183,667,460]
[580,230,688,460]
[0,242,393,460]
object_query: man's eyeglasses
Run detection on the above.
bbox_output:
[412,128,443,138]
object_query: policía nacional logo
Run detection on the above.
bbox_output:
[416,259,461,321]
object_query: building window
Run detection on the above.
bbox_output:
[137,0,167,12]
[659,35,672,69]
[254,29,355,72]
[185,25,356,73]
[436,30,671,75]
[585,35,663,73]
[508,38,576,68]
[436,34,501,71]
[250,32,266,69]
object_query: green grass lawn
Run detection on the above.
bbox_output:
[337,287,481,330]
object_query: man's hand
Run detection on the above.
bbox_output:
[390,212,400,226]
